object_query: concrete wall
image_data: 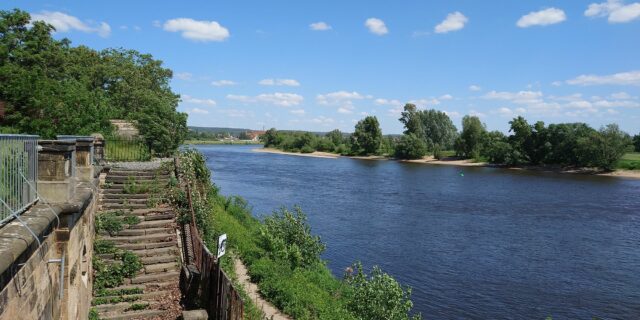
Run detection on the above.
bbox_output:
[0,139,101,320]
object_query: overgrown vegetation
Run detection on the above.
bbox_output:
[92,250,143,291]
[262,102,636,171]
[173,149,421,320]
[0,9,187,156]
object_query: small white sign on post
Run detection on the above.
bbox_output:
[217,234,227,259]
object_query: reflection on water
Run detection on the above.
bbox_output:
[197,145,640,319]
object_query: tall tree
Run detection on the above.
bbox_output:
[352,116,383,155]
[399,103,424,139]
[633,133,640,152]
[454,115,487,158]
[577,124,632,170]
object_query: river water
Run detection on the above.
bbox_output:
[195,145,640,319]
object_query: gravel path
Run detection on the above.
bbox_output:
[233,258,291,320]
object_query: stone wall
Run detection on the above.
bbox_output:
[0,138,101,320]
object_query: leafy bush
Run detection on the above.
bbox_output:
[93,252,143,290]
[394,134,427,160]
[344,262,421,320]
[260,206,326,269]
[95,212,124,236]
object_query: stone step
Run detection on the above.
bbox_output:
[105,175,171,181]
[94,290,170,303]
[102,198,149,204]
[98,246,178,260]
[128,219,174,229]
[131,207,173,215]
[95,300,156,313]
[101,254,178,267]
[108,227,174,237]
[131,271,180,284]
[102,203,148,209]
[102,233,176,244]
[115,241,177,251]
[108,170,171,176]
[99,309,166,320]
[102,193,150,199]
[107,281,176,293]
[143,262,179,274]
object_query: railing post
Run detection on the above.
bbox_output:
[37,140,76,203]
[73,138,95,182]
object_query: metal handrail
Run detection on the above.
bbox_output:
[0,134,39,225]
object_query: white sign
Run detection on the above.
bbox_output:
[217,234,227,258]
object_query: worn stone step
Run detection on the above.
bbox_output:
[95,290,170,302]
[102,198,149,205]
[108,170,170,175]
[131,207,173,215]
[101,245,178,259]
[143,262,179,274]
[112,227,174,237]
[128,219,174,229]
[107,281,175,293]
[103,202,148,208]
[101,254,177,266]
[106,175,170,181]
[102,193,150,199]
[131,271,180,284]
[115,241,177,251]
[95,300,156,313]
[102,233,176,244]
[100,309,166,320]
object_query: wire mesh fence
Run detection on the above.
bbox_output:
[0,134,39,225]
[104,136,151,162]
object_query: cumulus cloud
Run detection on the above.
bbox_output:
[182,95,217,106]
[311,116,335,125]
[374,98,402,106]
[189,108,209,114]
[434,12,468,34]
[227,93,303,107]
[317,91,365,105]
[211,80,237,86]
[611,92,632,99]
[175,72,193,81]
[258,79,300,86]
[469,85,482,91]
[31,11,111,37]
[439,94,454,100]
[310,22,332,31]
[516,8,567,27]
[585,0,640,23]
[483,90,544,104]
[365,18,388,35]
[290,109,305,115]
[163,18,229,42]
[566,70,640,86]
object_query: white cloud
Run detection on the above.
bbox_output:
[516,8,567,28]
[290,109,305,115]
[551,81,563,87]
[365,18,388,35]
[483,90,544,104]
[409,98,441,106]
[469,85,482,91]
[311,116,335,125]
[374,98,402,106]
[337,107,354,114]
[182,95,217,106]
[163,18,229,42]
[189,108,209,114]
[434,12,468,34]
[469,110,486,118]
[317,91,365,105]
[439,94,454,100]
[227,93,303,107]
[211,80,237,86]
[443,110,461,118]
[585,0,640,23]
[258,78,301,86]
[175,72,193,81]
[566,70,640,86]
[310,22,332,31]
[495,107,514,116]
[610,92,631,99]
[31,11,111,37]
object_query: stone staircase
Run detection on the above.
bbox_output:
[93,168,182,320]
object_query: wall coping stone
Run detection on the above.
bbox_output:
[38,140,75,152]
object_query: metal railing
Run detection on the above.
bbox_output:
[0,134,39,225]
[105,136,151,162]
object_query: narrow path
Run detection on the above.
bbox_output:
[233,258,291,320]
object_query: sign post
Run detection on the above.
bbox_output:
[217,234,227,259]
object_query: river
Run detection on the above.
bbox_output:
[195,144,640,319]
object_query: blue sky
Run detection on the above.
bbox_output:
[3,1,640,134]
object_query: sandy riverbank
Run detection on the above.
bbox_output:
[252,148,640,179]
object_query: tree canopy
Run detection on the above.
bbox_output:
[0,9,187,155]
[351,116,383,155]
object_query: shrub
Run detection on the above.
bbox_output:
[95,212,124,236]
[394,134,427,160]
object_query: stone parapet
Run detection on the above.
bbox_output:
[38,140,76,203]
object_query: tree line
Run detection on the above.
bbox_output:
[0,9,187,155]
[263,103,639,170]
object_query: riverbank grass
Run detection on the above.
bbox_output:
[617,153,640,170]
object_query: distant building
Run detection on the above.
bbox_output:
[246,130,266,141]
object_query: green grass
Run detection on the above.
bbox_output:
[616,152,640,170]
[183,140,262,145]
[105,139,151,161]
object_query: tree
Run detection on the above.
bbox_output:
[394,134,427,159]
[507,116,532,165]
[351,116,383,155]
[482,131,513,164]
[454,115,487,159]
[344,262,421,320]
[418,109,458,152]
[326,129,344,146]
[262,128,280,147]
[577,124,632,170]
[399,104,424,139]
[633,134,640,152]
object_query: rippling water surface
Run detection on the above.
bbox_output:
[195,145,640,319]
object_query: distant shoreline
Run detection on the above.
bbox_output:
[252,147,640,179]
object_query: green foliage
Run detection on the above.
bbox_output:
[88,308,100,320]
[399,104,457,156]
[94,239,117,255]
[92,294,141,305]
[95,212,124,236]
[394,133,427,159]
[128,303,149,311]
[123,215,140,225]
[261,206,326,269]
[95,287,143,297]
[344,262,421,320]
[0,9,186,155]
[123,177,151,194]
[352,116,383,155]
[454,115,487,159]
[616,153,640,170]
[576,124,632,170]
[633,134,640,152]
[92,251,143,290]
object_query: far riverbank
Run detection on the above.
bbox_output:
[252,147,640,179]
